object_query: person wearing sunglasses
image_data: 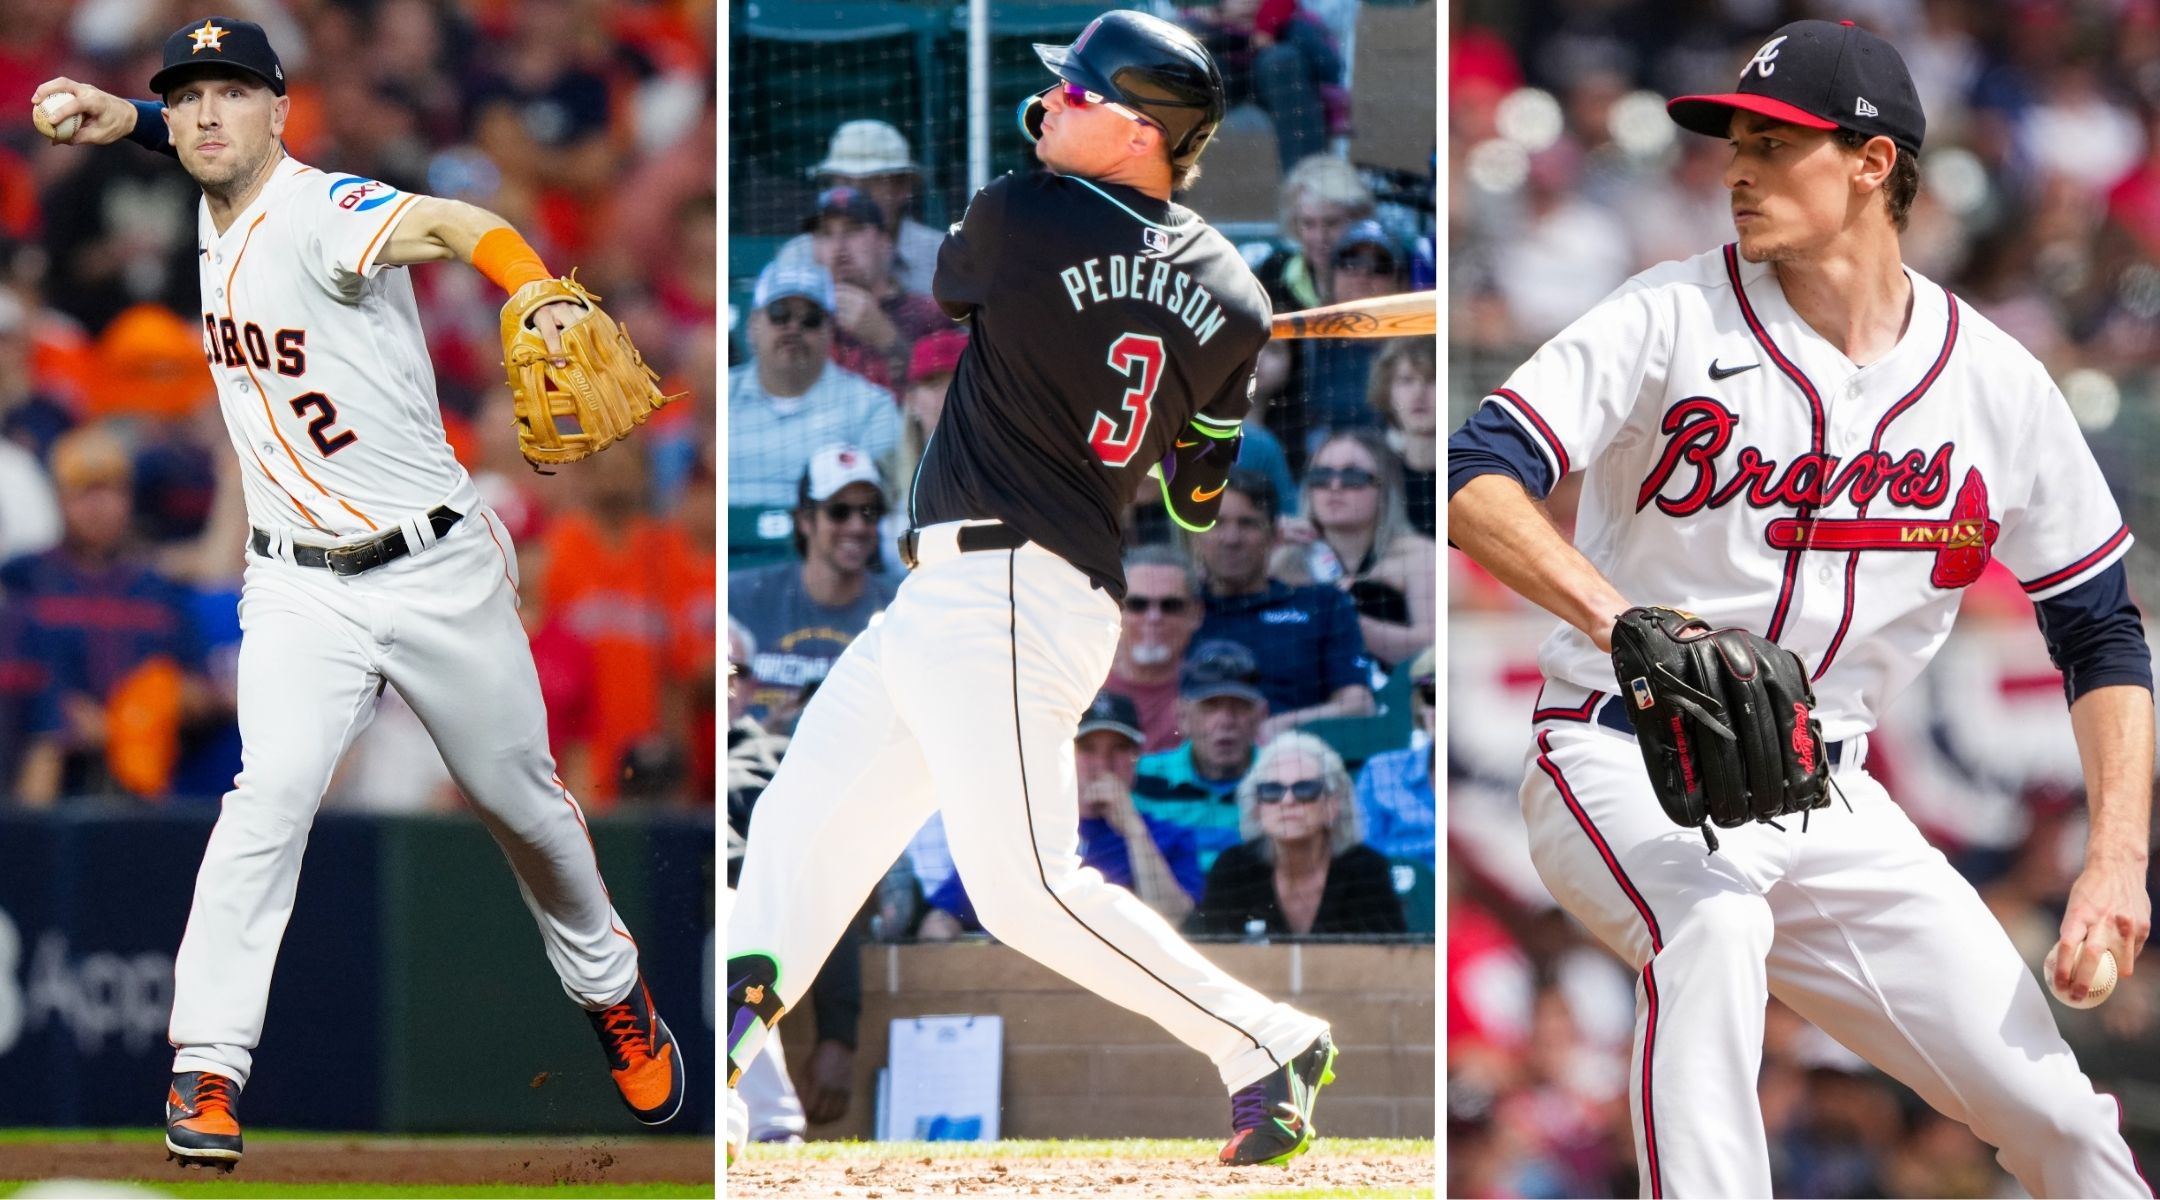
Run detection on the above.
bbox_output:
[727,444,897,734]
[1273,429,1436,669]
[1134,640,1274,873]
[1188,731,1406,939]
[1105,546,1208,752]
[1351,646,1436,870]
[727,261,900,510]
[731,10,1343,1170]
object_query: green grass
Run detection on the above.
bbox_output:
[0,1186,707,1198]
[743,1136,1429,1160]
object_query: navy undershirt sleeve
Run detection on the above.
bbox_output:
[2032,561,2154,704]
[1448,401,1555,500]
[125,100,178,158]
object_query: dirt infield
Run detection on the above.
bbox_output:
[726,1142,1436,1198]
[0,1136,713,1188]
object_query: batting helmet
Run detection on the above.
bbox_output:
[1019,10,1226,173]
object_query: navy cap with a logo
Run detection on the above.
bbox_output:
[1077,690,1145,746]
[800,186,886,233]
[149,17,286,98]
[1668,19,1923,156]
[1180,641,1266,706]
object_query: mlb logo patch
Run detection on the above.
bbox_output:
[1631,677,1655,709]
[1143,228,1171,254]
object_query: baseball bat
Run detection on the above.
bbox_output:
[1269,290,1436,340]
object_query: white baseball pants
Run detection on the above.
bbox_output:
[1523,693,2149,1199]
[168,508,641,1087]
[729,522,1325,1090]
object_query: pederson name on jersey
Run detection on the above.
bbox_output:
[1058,254,1228,346]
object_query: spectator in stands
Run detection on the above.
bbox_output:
[727,618,787,862]
[729,445,897,732]
[1180,1,1347,172]
[806,186,949,390]
[727,261,899,508]
[4,426,219,805]
[538,446,700,807]
[1135,640,1272,871]
[0,600,58,804]
[1271,429,1436,668]
[1297,220,1401,445]
[1257,154,1374,312]
[1188,731,1405,937]
[0,435,57,564]
[1354,647,1435,867]
[886,328,966,515]
[0,290,72,460]
[1106,546,1206,753]
[1369,338,1437,538]
[922,690,1204,938]
[1194,470,1373,736]
[466,0,621,256]
[775,120,941,296]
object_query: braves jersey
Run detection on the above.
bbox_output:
[1482,244,2130,739]
[197,157,472,538]
[911,172,1270,598]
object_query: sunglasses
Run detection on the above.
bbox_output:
[1123,595,1191,616]
[728,660,752,677]
[764,302,826,330]
[820,501,886,525]
[1058,82,1163,131]
[1307,466,1378,491]
[1416,683,1436,705]
[1255,779,1328,805]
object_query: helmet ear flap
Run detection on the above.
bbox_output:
[1018,86,1050,144]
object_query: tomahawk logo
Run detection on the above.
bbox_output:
[1744,36,1788,80]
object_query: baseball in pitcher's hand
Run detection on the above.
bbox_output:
[2057,856,2152,997]
[30,78,137,145]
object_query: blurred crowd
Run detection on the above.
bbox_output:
[0,0,717,812]
[725,0,1436,1137]
[1449,0,2160,1193]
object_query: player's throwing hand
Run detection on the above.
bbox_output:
[2057,858,2153,1000]
[28,79,137,146]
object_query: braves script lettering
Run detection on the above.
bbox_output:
[1637,396,1952,516]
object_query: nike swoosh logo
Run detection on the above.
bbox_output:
[1191,481,1226,502]
[1709,359,1760,380]
[1175,440,1198,449]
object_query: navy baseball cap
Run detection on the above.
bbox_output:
[1181,641,1266,706]
[800,186,886,233]
[150,16,286,97]
[1077,691,1145,746]
[1668,20,1923,156]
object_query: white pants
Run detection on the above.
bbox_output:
[729,523,1323,1090]
[169,508,640,1086]
[1523,690,2149,1199]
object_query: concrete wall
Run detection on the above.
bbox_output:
[791,941,1435,1141]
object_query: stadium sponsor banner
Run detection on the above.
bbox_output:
[0,808,384,1129]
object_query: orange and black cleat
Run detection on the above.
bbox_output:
[165,1071,243,1170]
[588,975,685,1125]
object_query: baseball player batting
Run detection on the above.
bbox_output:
[33,16,684,1169]
[1450,19,2155,1198]
[728,10,1336,1167]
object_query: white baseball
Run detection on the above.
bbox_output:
[33,93,81,143]
[2044,943,2118,1009]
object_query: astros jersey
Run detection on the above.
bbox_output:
[197,157,471,538]
[1483,244,2130,739]
[911,171,1270,598]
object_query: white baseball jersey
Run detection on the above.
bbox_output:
[1483,243,2131,739]
[197,156,474,539]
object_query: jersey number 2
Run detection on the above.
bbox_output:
[289,392,358,457]
[1089,333,1165,468]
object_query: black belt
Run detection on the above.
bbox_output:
[897,521,1028,570]
[252,506,463,577]
[1596,692,1844,767]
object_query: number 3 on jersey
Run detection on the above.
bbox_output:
[1090,333,1164,467]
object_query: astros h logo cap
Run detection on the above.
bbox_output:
[1667,19,1923,156]
[149,16,287,97]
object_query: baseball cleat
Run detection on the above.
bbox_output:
[1218,1030,1337,1167]
[727,953,785,1087]
[165,1071,243,1170]
[589,975,685,1125]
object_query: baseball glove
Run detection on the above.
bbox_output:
[500,275,679,470]
[1608,605,1834,851]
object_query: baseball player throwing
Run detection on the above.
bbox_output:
[1450,19,2154,1198]
[34,16,684,1168]
[728,10,1336,1167]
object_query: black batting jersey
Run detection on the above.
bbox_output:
[911,171,1270,600]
